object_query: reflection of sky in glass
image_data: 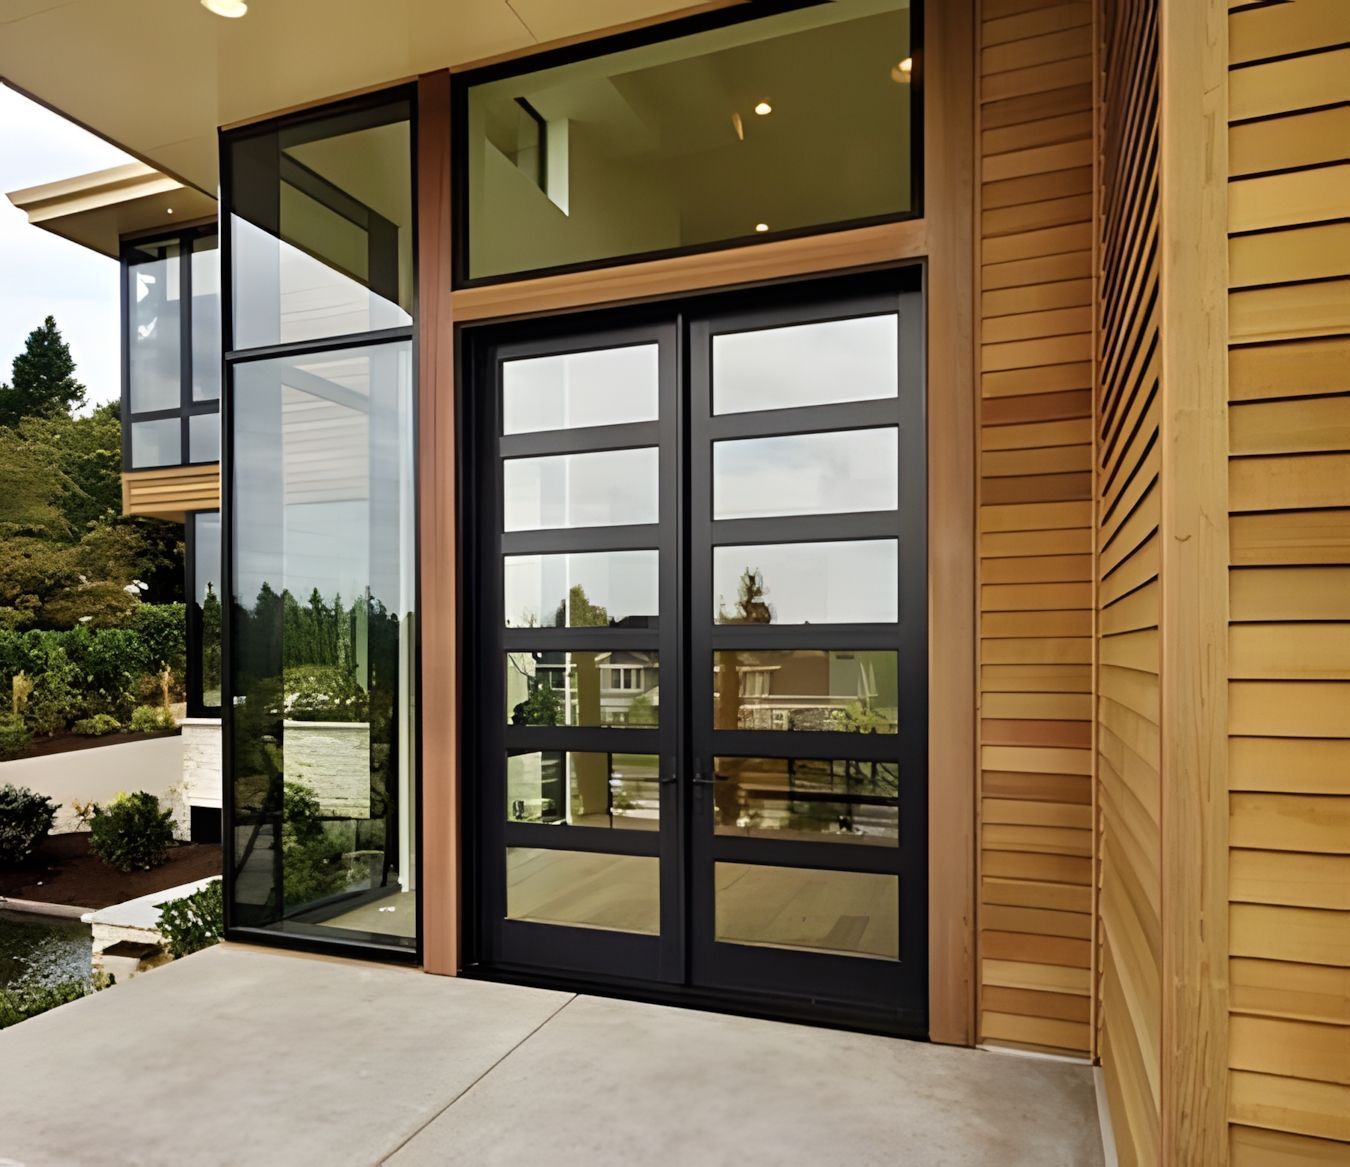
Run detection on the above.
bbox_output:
[713,539,897,624]
[128,254,180,413]
[713,428,897,520]
[503,345,659,434]
[504,447,659,531]
[505,550,659,627]
[713,314,898,415]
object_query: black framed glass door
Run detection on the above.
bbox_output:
[468,276,926,1033]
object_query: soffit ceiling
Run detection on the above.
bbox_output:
[0,0,732,197]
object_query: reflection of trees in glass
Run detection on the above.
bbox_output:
[200,583,221,702]
[625,690,657,726]
[231,580,404,918]
[718,567,773,625]
[557,582,608,628]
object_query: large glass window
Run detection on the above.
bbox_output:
[463,0,916,281]
[122,228,220,469]
[229,96,413,350]
[229,342,417,950]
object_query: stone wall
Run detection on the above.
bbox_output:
[282,721,371,817]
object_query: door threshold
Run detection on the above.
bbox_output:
[461,961,929,1041]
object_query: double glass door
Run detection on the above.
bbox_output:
[471,278,926,1032]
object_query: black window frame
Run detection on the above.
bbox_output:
[120,223,222,471]
[451,0,925,288]
[219,82,422,967]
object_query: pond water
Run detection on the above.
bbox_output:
[0,909,92,991]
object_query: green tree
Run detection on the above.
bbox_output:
[566,583,609,628]
[0,317,86,425]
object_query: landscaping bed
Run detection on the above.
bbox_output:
[0,833,220,910]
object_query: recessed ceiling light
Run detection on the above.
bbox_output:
[202,0,248,17]
[755,223,769,233]
[890,56,913,83]
[166,207,174,215]
[754,101,773,116]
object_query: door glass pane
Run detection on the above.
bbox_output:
[714,315,898,414]
[713,650,898,733]
[466,0,914,280]
[505,550,658,629]
[507,847,659,934]
[507,751,659,830]
[711,757,898,845]
[715,863,898,959]
[192,512,222,711]
[127,241,181,414]
[713,428,897,519]
[130,418,181,468]
[504,448,658,530]
[504,345,659,434]
[714,540,897,624]
[506,651,659,727]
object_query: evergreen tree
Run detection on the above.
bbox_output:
[0,317,87,425]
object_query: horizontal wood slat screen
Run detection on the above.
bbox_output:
[1225,0,1350,1159]
[1094,0,1161,1160]
[121,465,220,522]
[976,0,1096,1058]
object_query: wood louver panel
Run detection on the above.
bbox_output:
[1094,0,1161,1162]
[977,0,1096,1060]
[121,464,220,522]
[1225,0,1350,1159]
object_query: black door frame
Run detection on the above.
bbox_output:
[460,268,927,1036]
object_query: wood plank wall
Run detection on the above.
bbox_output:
[1224,0,1350,1159]
[1094,0,1161,1161]
[975,0,1097,1056]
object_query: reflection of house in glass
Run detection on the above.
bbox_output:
[508,650,660,727]
[713,650,898,733]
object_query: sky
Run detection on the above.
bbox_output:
[0,83,134,409]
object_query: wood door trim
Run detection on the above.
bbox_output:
[449,220,929,324]
[926,0,977,1046]
[416,68,460,977]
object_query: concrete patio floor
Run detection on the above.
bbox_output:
[0,946,1104,1167]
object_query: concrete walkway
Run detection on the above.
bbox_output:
[0,946,1103,1167]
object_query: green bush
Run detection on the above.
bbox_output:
[72,713,122,737]
[281,783,353,906]
[157,879,223,958]
[129,705,175,733]
[130,603,187,681]
[88,791,175,872]
[0,712,31,760]
[0,973,113,1030]
[0,783,58,865]
[23,643,79,735]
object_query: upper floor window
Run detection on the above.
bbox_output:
[460,0,917,283]
[123,228,220,469]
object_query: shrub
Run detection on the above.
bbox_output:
[23,643,79,735]
[130,603,187,683]
[281,782,353,906]
[0,783,58,865]
[88,791,175,872]
[0,712,31,760]
[72,713,122,737]
[0,973,113,1030]
[157,879,223,959]
[129,705,175,733]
